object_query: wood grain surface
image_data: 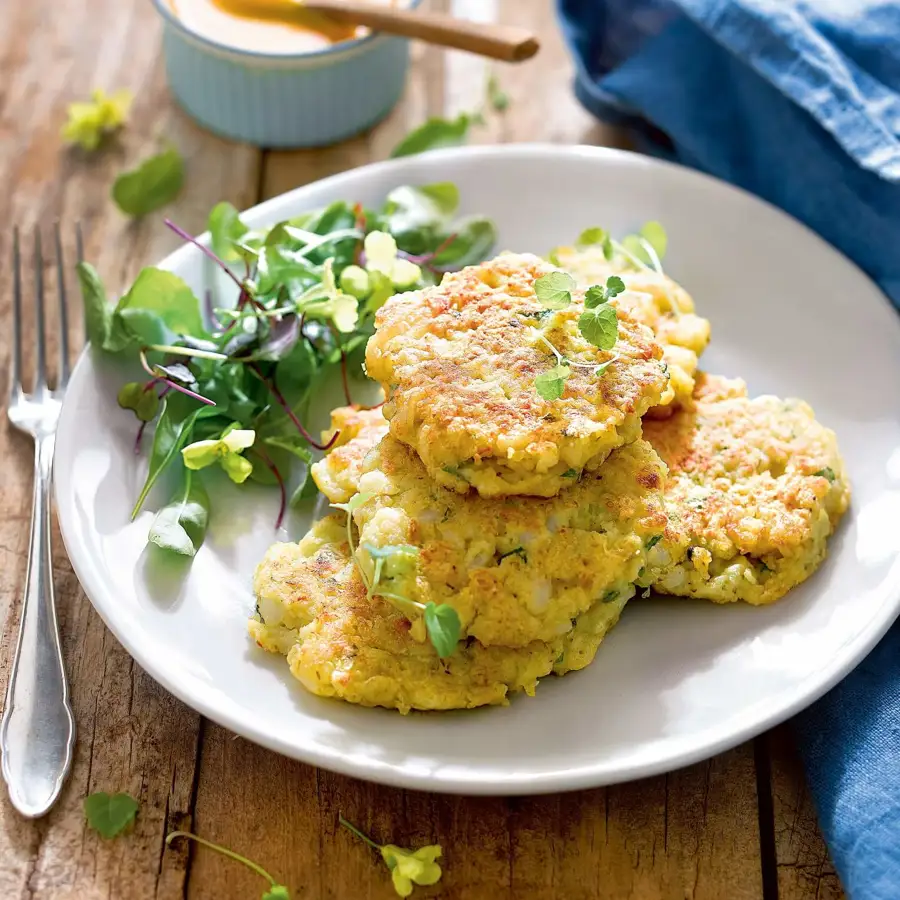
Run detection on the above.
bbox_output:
[0,1,843,898]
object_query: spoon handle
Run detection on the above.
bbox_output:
[303,0,540,62]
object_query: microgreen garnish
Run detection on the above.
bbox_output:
[339,815,443,898]
[578,304,618,350]
[112,146,185,217]
[82,183,496,562]
[813,467,836,482]
[84,792,139,839]
[577,226,614,259]
[333,496,461,658]
[531,275,621,400]
[166,831,290,899]
[487,73,510,112]
[621,221,668,266]
[534,364,571,401]
[62,88,132,151]
[534,271,576,309]
[646,534,663,550]
[585,275,625,307]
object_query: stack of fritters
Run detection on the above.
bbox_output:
[250,248,849,713]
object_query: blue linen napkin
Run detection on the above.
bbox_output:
[555,2,900,896]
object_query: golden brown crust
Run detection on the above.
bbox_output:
[311,404,389,504]
[642,377,850,605]
[552,244,711,417]
[249,517,626,714]
[348,431,666,648]
[365,253,669,497]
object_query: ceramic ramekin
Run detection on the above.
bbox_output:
[152,0,422,148]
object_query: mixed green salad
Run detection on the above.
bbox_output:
[77,183,497,559]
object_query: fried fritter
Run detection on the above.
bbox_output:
[552,244,711,417]
[310,404,388,504]
[348,431,666,648]
[249,517,626,713]
[641,376,850,604]
[365,252,670,497]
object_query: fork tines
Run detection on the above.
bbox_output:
[10,224,83,399]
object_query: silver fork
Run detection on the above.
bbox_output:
[0,224,79,817]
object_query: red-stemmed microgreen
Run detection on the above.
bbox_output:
[82,183,496,566]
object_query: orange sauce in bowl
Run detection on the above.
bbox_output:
[169,0,382,54]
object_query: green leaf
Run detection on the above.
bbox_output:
[424,602,460,658]
[263,435,312,464]
[332,491,374,515]
[534,272,575,310]
[577,227,607,246]
[390,114,471,158]
[534,364,570,401]
[431,217,497,269]
[584,285,606,309]
[640,221,667,260]
[131,398,215,520]
[578,305,618,350]
[262,888,291,900]
[117,382,160,423]
[116,267,205,338]
[76,262,112,349]
[813,467,836,482]
[593,358,615,378]
[289,469,319,507]
[486,73,510,112]
[621,221,668,267]
[605,275,626,297]
[380,183,460,251]
[208,201,249,261]
[112,146,184,217]
[148,467,210,557]
[84,792,139,839]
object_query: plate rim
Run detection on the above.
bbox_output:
[55,143,900,795]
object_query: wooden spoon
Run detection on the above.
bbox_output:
[302,0,540,62]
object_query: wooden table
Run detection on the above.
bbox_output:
[0,2,845,897]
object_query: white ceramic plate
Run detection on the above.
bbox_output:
[55,145,900,795]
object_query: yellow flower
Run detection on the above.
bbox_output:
[62,88,133,150]
[339,815,444,898]
[363,231,422,288]
[381,844,443,898]
[182,427,255,484]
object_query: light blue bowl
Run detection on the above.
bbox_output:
[152,0,422,148]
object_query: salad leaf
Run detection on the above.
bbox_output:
[131,398,216,519]
[84,792,139,839]
[76,262,113,349]
[118,382,160,422]
[112,146,184,217]
[208,201,249,261]
[390,114,472,158]
[148,467,210,557]
[432,217,498,269]
[487,73,510,112]
[115,268,205,343]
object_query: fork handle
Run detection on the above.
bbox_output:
[1,435,75,817]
